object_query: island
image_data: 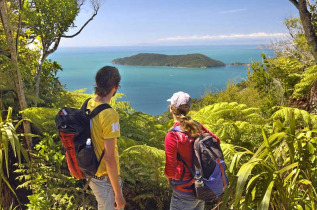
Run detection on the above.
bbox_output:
[229,62,250,66]
[112,53,225,68]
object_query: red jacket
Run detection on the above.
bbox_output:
[164,122,219,181]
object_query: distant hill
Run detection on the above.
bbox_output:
[112,53,225,68]
[229,62,250,66]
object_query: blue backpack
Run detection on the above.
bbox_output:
[171,126,229,201]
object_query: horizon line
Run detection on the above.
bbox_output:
[58,43,272,48]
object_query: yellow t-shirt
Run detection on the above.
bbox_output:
[87,99,120,177]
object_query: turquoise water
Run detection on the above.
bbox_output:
[50,45,274,115]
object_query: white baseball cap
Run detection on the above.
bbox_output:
[167,91,192,111]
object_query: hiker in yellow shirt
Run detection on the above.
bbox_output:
[87,66,126,210]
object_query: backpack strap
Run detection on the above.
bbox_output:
[81,98,91,111]
[80,98,112,119]
[89,103,112,119]
[170,125,182,132]
[177,153,195,177]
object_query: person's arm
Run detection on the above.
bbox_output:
[104,138,126,209]
[164,132,178,179]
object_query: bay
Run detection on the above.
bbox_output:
[49,45,274,116]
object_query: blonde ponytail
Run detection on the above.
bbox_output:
[171,105,201,138]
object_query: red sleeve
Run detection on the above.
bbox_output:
[164,132,178,179]
[200,123,220,143]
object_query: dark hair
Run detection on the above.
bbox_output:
[94,66,121,97]
[170,105,201,138]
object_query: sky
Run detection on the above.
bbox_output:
[59,0,300,47]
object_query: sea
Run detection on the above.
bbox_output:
[49,45,274,116]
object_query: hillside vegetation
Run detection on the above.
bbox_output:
[112,53,225,68]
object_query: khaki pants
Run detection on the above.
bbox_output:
[89,175,123,210]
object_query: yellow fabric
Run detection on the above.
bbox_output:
[87,98,120,177]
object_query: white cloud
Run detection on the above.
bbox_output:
[158,32,288,41]
[218,9,247,14]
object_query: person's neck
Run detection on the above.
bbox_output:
[94,94,112,104]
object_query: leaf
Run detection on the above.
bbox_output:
[235,159,261,207]
[278,162,298,175]
[0,162,18,199]
[220,177,237,210]
[5,124,16,157]
[258,179,275,210]
[262,129,277,170]
[308,143,315,154]
[246,172,266,189]
[13,131,22,165]
[2,132,9,177]
[298,179,312,185]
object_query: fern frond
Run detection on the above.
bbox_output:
[293,65,317,97]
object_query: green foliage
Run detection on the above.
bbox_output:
[194,81,272,111]
[293,65,317,98]
[265,56,304,96]
[0,108,29,208]
[271,107,317,130]
[247,55,286,109]
[22,107,58,135]
[16,133,96,209]
[248,55,274,93]
[120,145,170,210]
[112,53,225,68]
[284,17,314,64]
[24,0,79,51]
[222,109,317,209]
[193,102,268,148]
[117,136,138,154]
[120,112,167,149]
[0,42,67,111]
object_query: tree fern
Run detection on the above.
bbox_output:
[120,145,171,209]
[120,112,166,149]
[192,102,267,147]
[16,133,97,209]
[117,136,138,153]
[271,106,317,129]
[293,65,317,97]
[21,107,58,135]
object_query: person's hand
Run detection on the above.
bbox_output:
[114,194,126,209]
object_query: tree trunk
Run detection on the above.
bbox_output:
[298,0,317,62]
[0,0,32,150]
[309,78,317,113]
[34,55,46,106]
[34,37,60,103]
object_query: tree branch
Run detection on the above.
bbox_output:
[61,1,100,38]
[46,37,61,55]
[78,0,85,8]
[289,0,299,9]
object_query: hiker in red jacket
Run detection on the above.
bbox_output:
[164,91,219,210]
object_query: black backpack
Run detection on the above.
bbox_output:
[171,126,229,201]
[55,98,111,179]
